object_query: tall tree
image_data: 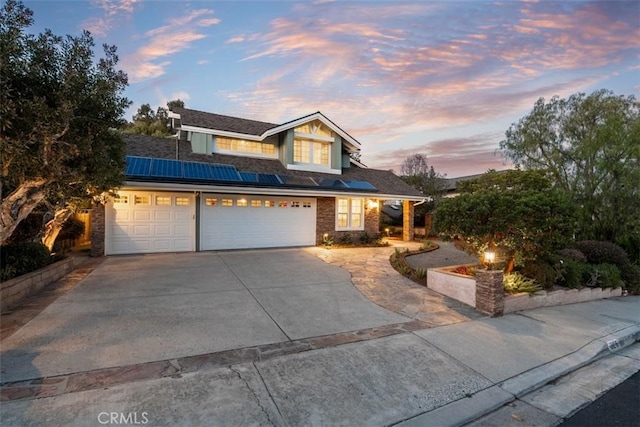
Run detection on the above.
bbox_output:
[0,0,130,247]
[125,99,184,137]
[399,154,445,216]
[500,90,640,254]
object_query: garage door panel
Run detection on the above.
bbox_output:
[201,194,316,250]
[106,191,195,255]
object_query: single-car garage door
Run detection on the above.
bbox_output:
[106,191,195,255]
[200,194,316,250]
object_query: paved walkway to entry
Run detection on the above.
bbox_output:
[307,242,482,326]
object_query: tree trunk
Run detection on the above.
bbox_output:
[41,207,74,251]
[0,179,48,245]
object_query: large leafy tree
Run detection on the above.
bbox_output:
[0,0,130,247]
[434,169,575,272]
[124,99,184,137]
[500,90,640,256]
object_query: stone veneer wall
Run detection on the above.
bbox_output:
[1,257,77,313]
[475,269,504,317]
[90,202,105,257]
[402,200,414,241]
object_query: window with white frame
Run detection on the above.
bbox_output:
[293,139,329,165]
[336,198,363,230]
[216,137,275,156]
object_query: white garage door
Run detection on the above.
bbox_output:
[200,194,316,250]
[106,191,195,255]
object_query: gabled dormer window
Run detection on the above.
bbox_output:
[293,120,332,167]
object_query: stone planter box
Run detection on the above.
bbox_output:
[1,257,77,313]
[427,264,477,307]
[427,264,624,316]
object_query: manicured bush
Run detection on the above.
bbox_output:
[621,264,640,294]
[574,241,629,268]
[0,242,52,280]
[586,263,623,288]
[557,259,590,289]
[557,248,587,263]
[521,258,562,290]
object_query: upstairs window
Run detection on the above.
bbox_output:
[294,139,329,165]
[216,137,275,156]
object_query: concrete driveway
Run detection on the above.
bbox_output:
[1,249,409,383]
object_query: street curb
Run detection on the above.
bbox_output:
[393,325,639,427]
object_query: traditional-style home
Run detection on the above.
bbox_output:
[91,108,424,255]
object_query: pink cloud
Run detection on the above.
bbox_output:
[122,9,220,83]
[81,0,141,36]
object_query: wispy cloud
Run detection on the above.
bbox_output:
[82,0,141,37]
[221,1,637,174]
[122,9,220,83]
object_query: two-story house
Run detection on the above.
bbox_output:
[91,108,424,255]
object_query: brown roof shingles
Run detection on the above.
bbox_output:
[124,134,424,198]
[173,107,278,135]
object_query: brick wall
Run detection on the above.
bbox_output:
[316,197,381,245]
[90,202,105,257]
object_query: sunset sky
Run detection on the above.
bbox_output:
[24,0,639,177]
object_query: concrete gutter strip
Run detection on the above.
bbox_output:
[395,386,514,427]
[500,325,640,397]
[397,325,639,427]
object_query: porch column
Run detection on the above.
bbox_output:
[402,200,414,241]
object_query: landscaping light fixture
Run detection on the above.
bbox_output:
[484,251,496,269]
[367,200,378,210]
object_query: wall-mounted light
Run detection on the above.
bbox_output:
[367,199,379,210]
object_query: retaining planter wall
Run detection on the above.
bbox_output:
[1,257,77,313]
[426,265,623,315]
[427,265,476,307]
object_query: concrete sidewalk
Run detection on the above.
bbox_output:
[2,296,638,426]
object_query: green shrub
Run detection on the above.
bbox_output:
[622,264,640,294]
[586,263,623,288]
[503,272,542,294]
[337,234,353,245]
[419,240,438,251]
[616,234,640,265]
[57,216,85,241]
[521,258,562,290]
[557,259,590,289]
[575,241,629,268]
[557,249,587,263]
[414,268,427,279]
[0,242,52,280]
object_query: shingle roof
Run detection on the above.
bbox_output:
[124,134,424,198]
[172,107,279,135]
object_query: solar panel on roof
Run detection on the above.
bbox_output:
[125,156,152,176]
[211,164,242,181]
[257,174,282,185]
[183,161,215,180]
[344,180,377,190]
[150,158,182,178]
[318,179,348,188]
[279,175,317,187]
[239,172,258,183]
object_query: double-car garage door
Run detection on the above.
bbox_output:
[106,191,316,255]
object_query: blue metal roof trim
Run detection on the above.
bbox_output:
[150,158,182,178]
[125,156,152,176]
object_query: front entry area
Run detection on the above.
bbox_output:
[200,194,316,250]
